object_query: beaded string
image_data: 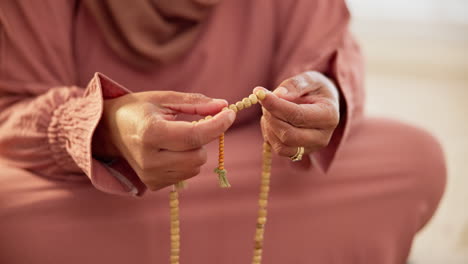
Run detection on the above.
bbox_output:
[253,141,271,264]
[169,89,269,264]
[169,187,180,264]
[214,132,230,188]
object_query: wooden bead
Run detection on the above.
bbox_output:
[171,241,180,248]
[170,199,179,208]
[236,101,244,110]
[254,240,263,249]
[254,248,262,256]
[255,228,264,237]
[170,227,180,234]
[258,208,267,217]
[170,211,179,219]
[260,186,269,194]
[263,159,271,165]
[249,94,258,104]
[171,221,180,228]
[255,90,266,100]
[253,255,262,262]
[171,235,180,242]
[258,217,267,225]
[259,192,268,200]
[255,233,264,242]
[228,104,238,112]
[170,255,179,262]
[170,191,178,199]
[258,199,268,207]
[242,97,252,108]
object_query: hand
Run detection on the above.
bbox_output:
[256,71,340,165]
[93,91,236,190]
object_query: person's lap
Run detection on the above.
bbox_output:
[0,117,446,264]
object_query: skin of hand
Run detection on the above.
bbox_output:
[93,91,236,191]
[255,71,340,167]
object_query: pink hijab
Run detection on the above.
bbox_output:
[83,0,221,68]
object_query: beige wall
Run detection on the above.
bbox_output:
[349,4,468,263]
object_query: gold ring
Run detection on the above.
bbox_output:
[290,146,304,162]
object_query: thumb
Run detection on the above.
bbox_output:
[272,72,323,102]
[148,91,228,116]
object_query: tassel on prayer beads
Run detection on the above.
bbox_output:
[214,132,230,188]
[214,90,266,188]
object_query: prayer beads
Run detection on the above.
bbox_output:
[169,190,180,264]
[169,89,272,264]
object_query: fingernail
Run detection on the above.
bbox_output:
[274,86,288,96]
[214,99,228,105]
[227,109,236,122]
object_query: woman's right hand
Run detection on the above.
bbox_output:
[93,91,236,191]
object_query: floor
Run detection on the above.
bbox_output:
[353,19,468,263]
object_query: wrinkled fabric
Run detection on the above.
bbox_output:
[0,0,445,263]
[83,0,221,68]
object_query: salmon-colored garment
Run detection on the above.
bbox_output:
[0,1,445,264]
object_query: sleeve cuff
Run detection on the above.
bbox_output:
[48,72,147,196]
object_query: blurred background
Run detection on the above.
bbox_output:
[346,0,468,263]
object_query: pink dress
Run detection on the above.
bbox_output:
[0,1,446,263]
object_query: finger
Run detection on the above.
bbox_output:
[262,110,327,149]
[261,116,301,157]
[143,167,201,191]
[135,146,207,171]
[156,109,236,151]
[157,148,208,169]
[261,115,330,158]
[163,99,228,116]
[261,116,312,169]
[255,87,338,129]
[273,71,339,102]
[145,91,228,116]
[132,148,206,190]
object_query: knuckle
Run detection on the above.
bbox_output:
[315,132,331,149]
[277,127,296,146]
[164,171,183,184]
[192,149,208,166]
[187,93,208,103]
[184,167,200,179]
[303,71,321,81]
[191,167,201,177]
[140,173,165,191]
[185,128,203,149]
[137,115,163,145]
[271,141,286,156]
[316,139,328,149]
[285,108,305,127]
[287,77,301,89]
[323,104,340,129]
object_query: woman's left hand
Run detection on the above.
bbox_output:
[256,71,340,162]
